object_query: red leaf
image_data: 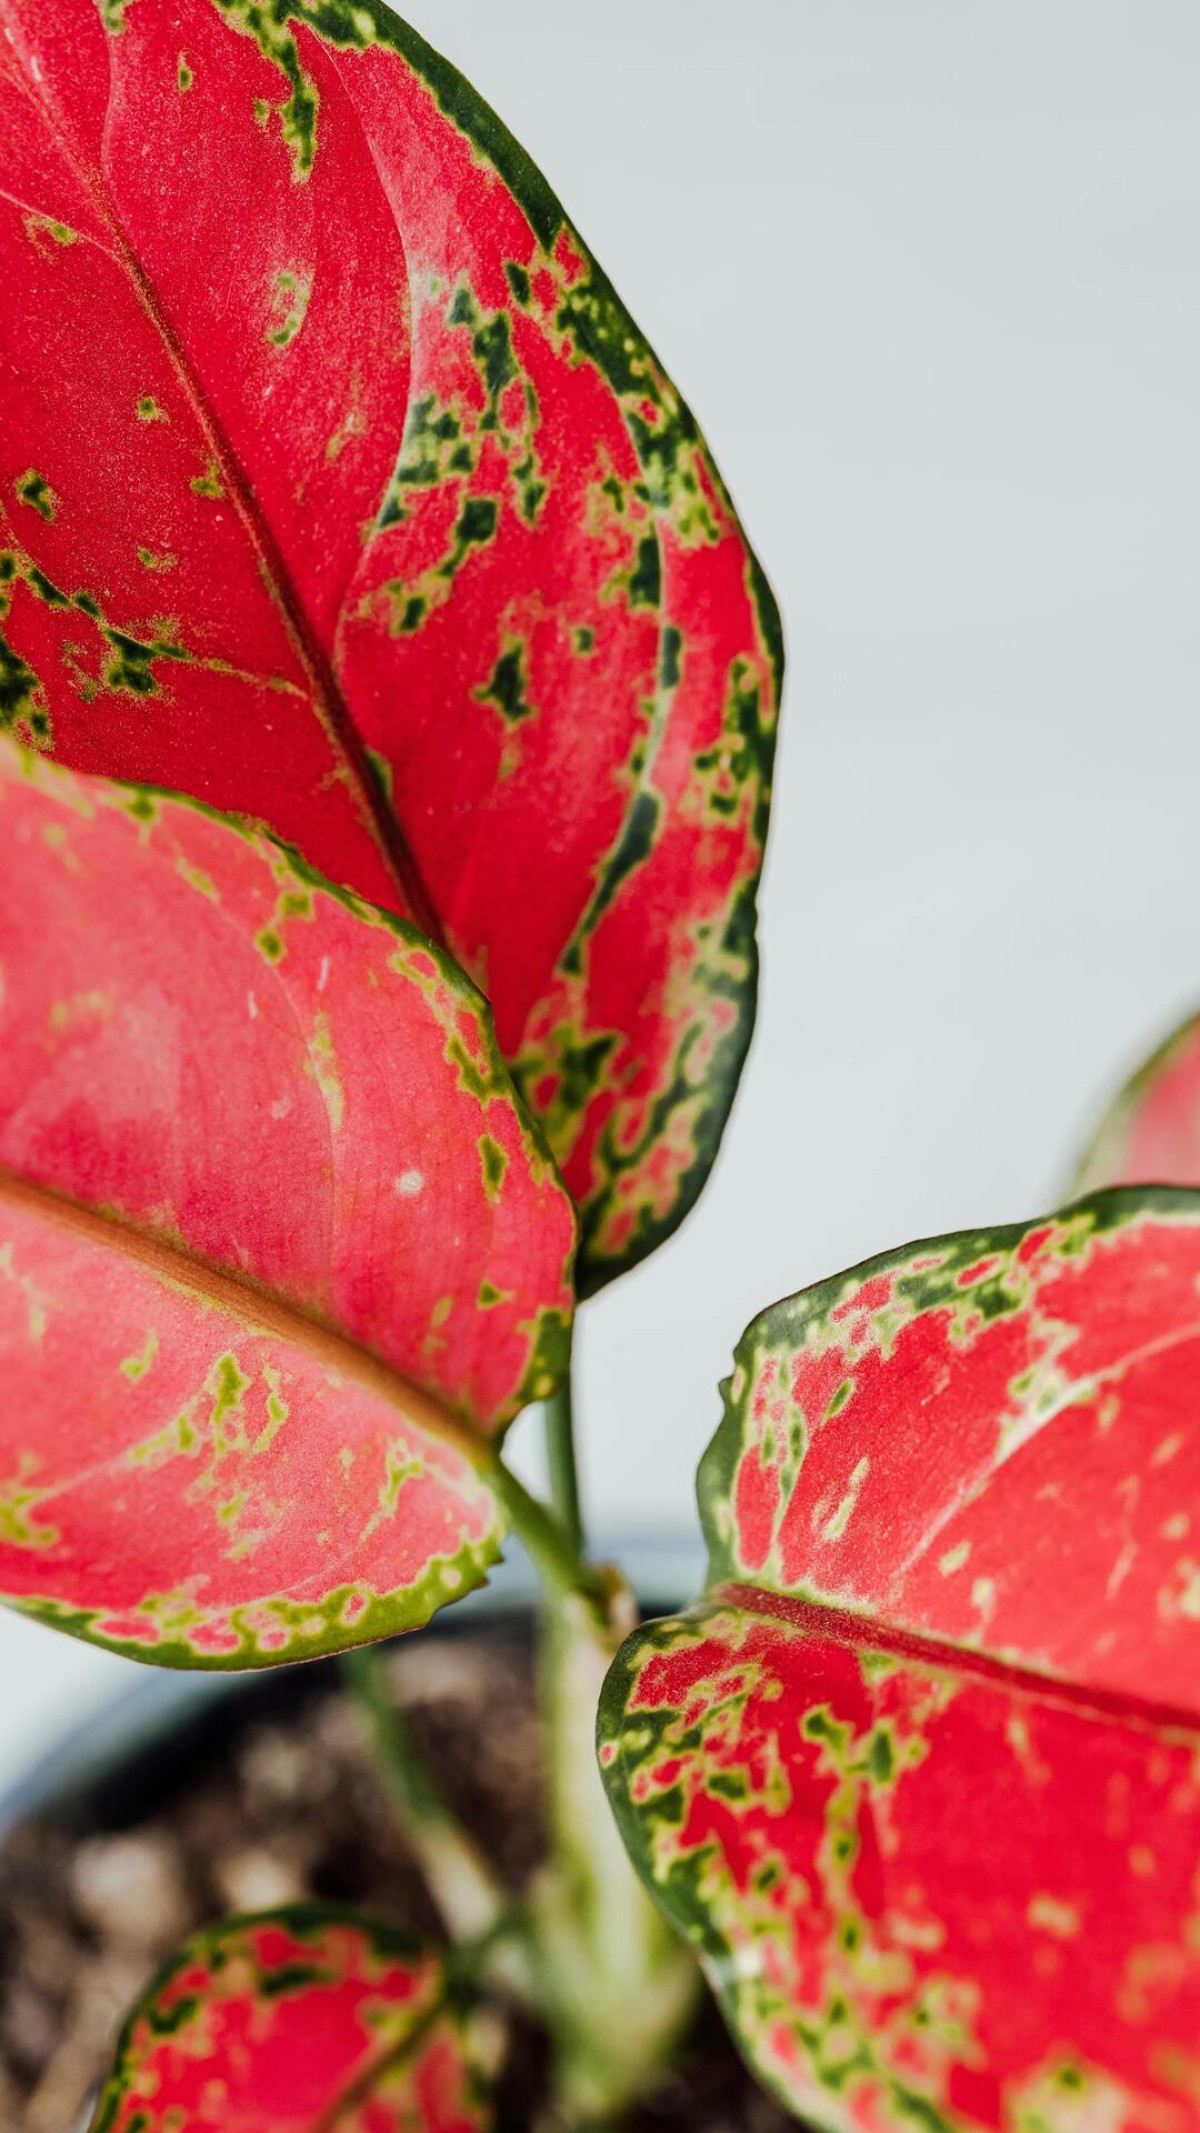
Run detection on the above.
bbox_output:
[603,1602,1199,2132]
[601,1192,1200,2128]
[0,743,575,1664]
[91,1906,492,2131]
[0,0,782,1287]
[1077,1007,1200,1193]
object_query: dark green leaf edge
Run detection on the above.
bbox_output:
[596,1603,854,2133]
[198,0,785,1294]
[89,1900,449,2132]
[4,742,578,1422]
[9,1521,504,1673]
[599,1184,1200,2126]
[698,1183,1200,1593]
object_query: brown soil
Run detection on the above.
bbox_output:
[0,1616,795,2132]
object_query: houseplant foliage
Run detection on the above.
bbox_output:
[1,6,1196,2133]
[92,1907,493,2132]
[599,1189,1200,2127]
[0,0,781,1293]
[0,741,577,1665]
[1074,1003,1200,1193]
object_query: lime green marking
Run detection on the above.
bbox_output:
[480,1132,508,1199]
[865,1727,895,1786]
[253,878,314,965]
[15,471,56,523]
[209,0,320,179]
[361,1440,427,1540]
[137,545,178,573]
[821,1455,869,1543]
[128,1400,200,1468]
[190,459,224,499]
[24,213,79,248]
[0,1457,57,1550]
[206,1353,252,1459]
[119,1329,159,1382]
[257,1366,290,1456]
[253,96,271,127]
[100,619,187,698]
[267,266,313,350]
[306,1013,345,1133]
[175,857,219,901]
[136,396,168,423]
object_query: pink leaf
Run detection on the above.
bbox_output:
[91,1906,492,2131]
[0,743,575,1665]
[601,1192,1200,2128]
[0,0,782,1287]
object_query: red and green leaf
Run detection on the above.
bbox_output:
[701,1188,1200,1707]
[91,1905,492,2131]
[0,0,782,1289]
[600,1191,1200,2129]
[1076,1006,1200,1192]
[602,1601,1199,2133]
[0,741,575,1665]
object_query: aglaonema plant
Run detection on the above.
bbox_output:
[1,5,1195,2130]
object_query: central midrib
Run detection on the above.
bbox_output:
[0,1166,485,1466]
[7,5,444,945]
[719,1583,1200,1739]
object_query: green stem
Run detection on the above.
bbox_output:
[488,1457,608,1621]
[342,1643,507,1944]
[543,1378,583,1554]
[531,1580,701,2125]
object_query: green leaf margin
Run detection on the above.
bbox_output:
[190,0,785,1294]
[89,1900,462,2133]
[697,1184,1200,1592]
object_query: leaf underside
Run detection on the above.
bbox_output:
[0,742,575,1666]
[600,1191,1200,2130]
[90,1905,492,2132]
[0,0,783,1289]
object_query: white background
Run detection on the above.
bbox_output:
[3,2,1198,1791]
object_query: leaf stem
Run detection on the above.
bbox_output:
[542,1377,583,1554]
[487,1458,608,1622]
[342,1643,507,1944]
[531,1577,701,2122]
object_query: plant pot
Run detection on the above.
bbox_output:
[0,1535,794,2132]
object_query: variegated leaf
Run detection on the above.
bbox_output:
[0,0,783,1289]
[91,1906,492,2131]
[1076,1006,1200,1193]
[0,742,575,1665]
[600,1191,1200,2129]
